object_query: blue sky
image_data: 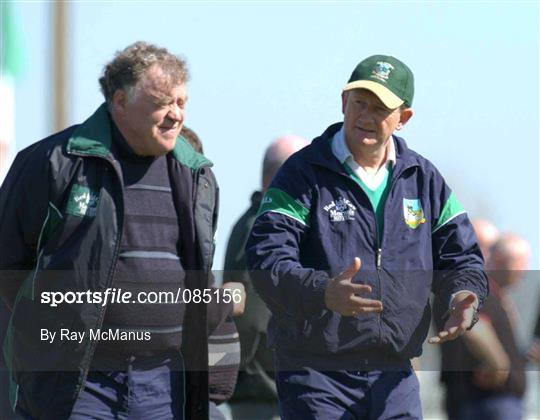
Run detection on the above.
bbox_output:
[7,0,540,270]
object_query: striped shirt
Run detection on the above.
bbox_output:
[99,125,187,351]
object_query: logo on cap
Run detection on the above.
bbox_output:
[371,61,394,83]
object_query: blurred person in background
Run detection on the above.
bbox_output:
[471,218,500,261]
[525,293,540,416]
[439,233,531,420]
[435,218,499,416]
[224,134,309,420]
[419,219,499,374]
[437,217,499,417]
[527,307,540,363]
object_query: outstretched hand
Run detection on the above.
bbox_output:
[324,257,383,317]
[428,292,477,344]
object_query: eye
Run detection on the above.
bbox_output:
[154,100,169,108]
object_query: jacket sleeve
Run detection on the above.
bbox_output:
[0,143,51,308]
[430,169,488,311]
[245,157,330,320]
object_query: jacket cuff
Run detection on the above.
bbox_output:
[437,269,488,311]
[305,272,330,315]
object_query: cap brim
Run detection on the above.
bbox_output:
[342,80,404,109]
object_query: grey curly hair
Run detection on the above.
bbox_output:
[99,41,189,103]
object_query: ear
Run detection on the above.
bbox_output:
[341,91,349,115]
[111,90,128,117]
[396,108,413,130]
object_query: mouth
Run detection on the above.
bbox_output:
[158,125,180,136]
[159,124,178,131]
[356,126,376,135]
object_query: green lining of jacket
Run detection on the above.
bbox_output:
[257,187,310,227]
[67,103,212,170]
[432,192,465,233]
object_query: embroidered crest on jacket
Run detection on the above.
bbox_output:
[324,197,356,222]
[66,184,100,217]
[403,198,426,229]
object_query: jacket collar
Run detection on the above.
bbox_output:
[305,122,420,175]
[67,103,213,170]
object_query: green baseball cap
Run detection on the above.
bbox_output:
[343,55,414,109]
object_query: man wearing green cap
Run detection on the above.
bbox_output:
[246,55,487,419]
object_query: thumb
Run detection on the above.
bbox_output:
[457,293,477,308]
[338,257,361,281]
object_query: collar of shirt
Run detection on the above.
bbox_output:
[331,126,396,191]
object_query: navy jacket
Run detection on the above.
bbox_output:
[246,123,487,368]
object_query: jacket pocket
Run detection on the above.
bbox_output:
[9,296,79,372]
[379,269,431,356]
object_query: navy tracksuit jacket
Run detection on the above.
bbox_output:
[246,122,488,370]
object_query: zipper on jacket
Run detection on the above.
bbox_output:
[339,170,385,345]
[193,167,213,270]
[75,158,125,400]
[375,243,383,345]
[342,164,411,347]
[375,165,412,346]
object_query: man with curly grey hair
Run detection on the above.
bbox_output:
[98,41,189,156]
[0,41,230,419]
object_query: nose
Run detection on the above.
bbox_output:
[357,101,369,113]
[167,103,183,123]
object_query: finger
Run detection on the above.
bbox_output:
[345,305,382,316]
[428,329,452,344]
[345,283,372,295]
[428,331,451,343]
[357,306,383,314]
[433,335,452,344]
[434,326,464,344]
[427,336,441,344]
[445,326,459,336]
[337,257,361,281]
[350,296,383,309]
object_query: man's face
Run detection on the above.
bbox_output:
[341,89,411,152]
[114,65,187,156]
